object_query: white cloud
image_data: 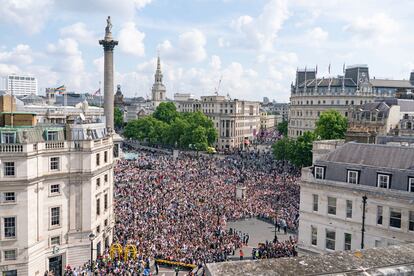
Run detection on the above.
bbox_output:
[209,55,221,70]
[344,13,399,44]
[230,0,289,51]
[60,22,98,45]
[159,29,207,63]
[46,38,86,89]
[0,44,33,65]
[118,22,146,57]
[56,0,152,18]
[306,27,328,46]
[0,0,52,34]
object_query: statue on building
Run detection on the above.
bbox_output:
[105,16,112,35]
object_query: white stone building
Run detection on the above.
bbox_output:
[2,75,38,96]
[0,122,117,275]
[175,95,260,149]
[289,65,414,138]
[299,142,414,254]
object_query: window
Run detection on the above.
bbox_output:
[4,249,16,261]
[409,178,414,192]
[312,194,318,212]
[96,198,101,216]
[50,207,60,227]
[409,211,414,231]
[50,157,60,171]
[327,197,337,215]
[47,131,58,141]
[346,200,352,218]
[97,225,101,233]
[4,162,15,176]
[325,229,336,250]
[104,194,108,210]
[311,226,317,246]
[51,236,60,245]
[104,174,108,183]
[2,132,16,143]
[104,151,108,163]
[347,170,358,184]
[377,174,390,189]
[3,270,17,276]
[344,233,352,250]
[4,217,16,238]
[377,206,383,225]
[104,219,108,227]
[96,153,100,166]
[3,192,15,203]
[315,166,324,179]
[96,178,101,188]
[375,240,382,247]
[50,184,60,195]
[389,208,401,228]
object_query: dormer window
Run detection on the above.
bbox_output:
[315,166,325,180]
[347,170,359,184]
[47,131,58,141]
[377,174,390,189]
[1,132,16,143]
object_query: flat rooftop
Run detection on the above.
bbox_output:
[206,244,414,276]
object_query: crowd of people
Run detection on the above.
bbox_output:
[112,146,300,265]
[63,143,301,275]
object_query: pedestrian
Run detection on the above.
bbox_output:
[239,249,244,260]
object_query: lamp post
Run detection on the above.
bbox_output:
[88,232,96,269]
[361,195,367,249]
[274,211,278,243]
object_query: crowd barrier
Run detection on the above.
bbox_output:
[155,259,197,269]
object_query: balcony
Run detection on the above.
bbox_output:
[0,144,23,153]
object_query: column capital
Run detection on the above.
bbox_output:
[99,39,119,51]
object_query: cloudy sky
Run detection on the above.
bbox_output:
[1,0,414,102]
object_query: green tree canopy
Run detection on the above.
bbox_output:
[114,107,124,129]
[277,120,288,136]
[124,105,218,150]
[272,131,316,167]
[315,110,348,140]
[152,102,179,124]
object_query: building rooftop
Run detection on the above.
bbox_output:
[206,243,414,276]
[318,142,414,170]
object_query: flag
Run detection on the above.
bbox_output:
[55,85,66,95]
[93,88,101,96]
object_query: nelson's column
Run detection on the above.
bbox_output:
[99,16,118,132]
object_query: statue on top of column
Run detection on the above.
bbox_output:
[105,16,112,37]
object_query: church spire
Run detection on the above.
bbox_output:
[154,54,163,84]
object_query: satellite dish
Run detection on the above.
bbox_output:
[79,113,86,121]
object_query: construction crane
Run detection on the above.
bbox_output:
[214,76,222,96]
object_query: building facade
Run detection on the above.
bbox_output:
[3,75,38,96]
[289,65,414,138]
[0,122,116,275]
[175,95,260,149]
[298,142,414,254]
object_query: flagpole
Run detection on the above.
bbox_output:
[99,81,102,109]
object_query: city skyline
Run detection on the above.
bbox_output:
[1,0,414,102]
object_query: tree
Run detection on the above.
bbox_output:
[272,131,316,168]
[152,102,179,124]
[277,120,288,136]
[124,109,217,151]
[114,107,124,129]
[315,110,348,140]
[123,117,168,145]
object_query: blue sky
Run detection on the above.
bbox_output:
[1,0,414,102]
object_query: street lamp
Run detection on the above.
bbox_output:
[361,195,367,249]
[274,212,278,243]
[88,232,96,269]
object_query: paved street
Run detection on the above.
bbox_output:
[227,218,295,260]
[156,218,296,275]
